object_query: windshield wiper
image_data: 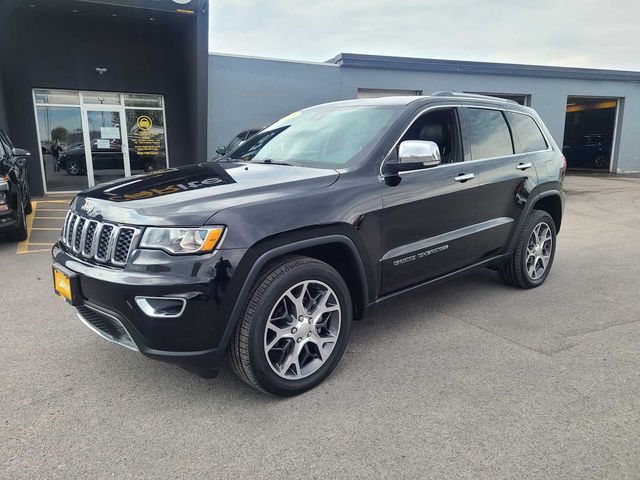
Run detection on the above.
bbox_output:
[255,159,292,166]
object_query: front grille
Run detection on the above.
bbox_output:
[76,304,138,351]
[62,212,140,267]
[114,229,135,264]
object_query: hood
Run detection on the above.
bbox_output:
[73,162,339,226]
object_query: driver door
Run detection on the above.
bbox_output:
[380,107,480,294]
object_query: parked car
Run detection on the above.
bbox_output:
[562,134,611,169]
[0,130,32,241]
[58,140,156,175]
[215,127,263,156]
[52,93,565,396]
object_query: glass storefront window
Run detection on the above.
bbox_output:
[34,89,80,105]
[34,89,168,193]
[82,92,122,105]
[123,93,163,108]
[36,106,88,192]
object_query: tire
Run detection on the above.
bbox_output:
[228,255,352,396]
[499,209,557,289]
[66,158,81,176]
[8,195,28,242]
[24,196,33,215]
[594,154,607,169]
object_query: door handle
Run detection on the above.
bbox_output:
[454,173,475,183]
[516,162,532,170]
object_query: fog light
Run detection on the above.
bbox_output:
[135,296,186,318]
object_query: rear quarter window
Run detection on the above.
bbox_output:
[505,112,548,153]
[466,108,513,160]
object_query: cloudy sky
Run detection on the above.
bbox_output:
[209,0,640,71]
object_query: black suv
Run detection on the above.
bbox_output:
[0,129,32,241]
[52,93,565,396]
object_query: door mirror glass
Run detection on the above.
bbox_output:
[12,147,31,158]
[398,140,441,167]
[216,145,227,155]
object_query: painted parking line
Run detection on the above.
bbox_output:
[16,198,71,255]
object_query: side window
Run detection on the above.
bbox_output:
[396,108,462,163]
[505,112,548,153]
[466,108,513,160]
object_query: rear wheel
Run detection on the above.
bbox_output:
[66,158,81,176]
[594,154,607,169]
[499,209,556,288]
[228,256,352,396]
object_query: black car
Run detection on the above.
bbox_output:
[562,134,612,169]
[52,93,565,396]
[0,130,32,241]
[58,141,157,175]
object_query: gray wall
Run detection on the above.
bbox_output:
[208,54,341,157]
[208,53,640,173]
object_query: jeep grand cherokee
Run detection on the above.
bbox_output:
[52,92,566,396]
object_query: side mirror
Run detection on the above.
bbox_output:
[12,147,31,158]
[216,145,227,155]
[398,140,440,167]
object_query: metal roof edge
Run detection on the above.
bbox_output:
[329,53,640,83]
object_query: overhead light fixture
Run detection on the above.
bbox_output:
[112,13,117,17]
[149,17,155,21]
[95,67,108,75]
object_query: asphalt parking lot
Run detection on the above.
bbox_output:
[1,174,639,479]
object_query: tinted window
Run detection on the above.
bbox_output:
[466,108,513,159]
[506,112,547,152]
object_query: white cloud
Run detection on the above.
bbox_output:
[210,0,640,71]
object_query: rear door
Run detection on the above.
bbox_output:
[461,107,540,258]
[380,106,481,295]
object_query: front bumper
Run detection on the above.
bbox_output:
[52,242,250,378]
[0,209,18,231]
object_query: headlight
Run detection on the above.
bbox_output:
[139,226,225,255]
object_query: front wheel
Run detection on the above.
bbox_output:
[8,194,28,241]
[499,209,557,288]
[228,256,352,396]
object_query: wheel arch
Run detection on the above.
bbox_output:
[218,235,370,352]
[531,192,563,233]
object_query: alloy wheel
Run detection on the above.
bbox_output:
[263,280,341,380]
[67,161,80,175]
[526,221,553,280]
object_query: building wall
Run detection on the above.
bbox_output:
[0,2,207,196]
[208,54,640,173]
[208,54,341,157]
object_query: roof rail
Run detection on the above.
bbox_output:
[430,91,519,104]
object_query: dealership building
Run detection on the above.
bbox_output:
[1,0,639,197]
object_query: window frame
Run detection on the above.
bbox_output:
[463,107,515,161]
[380,104,468,176]
[504,111,549,154]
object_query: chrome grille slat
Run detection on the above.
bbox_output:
[61,213,139,267]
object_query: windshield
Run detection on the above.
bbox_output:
[226,105,401,168]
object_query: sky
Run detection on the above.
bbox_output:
[209,0,640,71]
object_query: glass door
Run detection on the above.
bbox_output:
[81,107,130,187]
